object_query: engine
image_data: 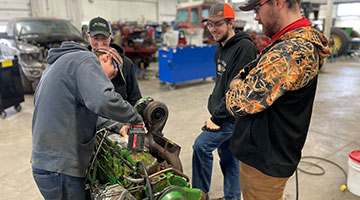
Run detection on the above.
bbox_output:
[85,97,207,200]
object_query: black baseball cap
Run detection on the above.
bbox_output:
[88,16,112,38]
[239,0,262,11]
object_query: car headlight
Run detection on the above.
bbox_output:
[17,42,40,54]
[17,42,42,63]
[20,53,40,62]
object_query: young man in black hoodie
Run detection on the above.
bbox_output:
[192,3,257,200]
[86,17,142,138]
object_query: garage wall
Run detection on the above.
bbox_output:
[158,0,177,23]
[0,0,179,31]
[30,0,83,29]
[235,2,360,34]
[0,0,31,31]
[81,0,159,24]
[81,0,178,25]
[335,18,360,33]
[333,4,360,33]
[318,4,360,33]
[30,0,68,19]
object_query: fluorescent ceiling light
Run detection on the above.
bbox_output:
[232,0,246,3]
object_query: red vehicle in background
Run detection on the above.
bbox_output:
[174,0,271,52]
[112,23,157,72]
[175,0,217,45]
[248,32,271,54]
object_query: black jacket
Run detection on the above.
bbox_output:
[208,31,257,126]
[109,43,142,106]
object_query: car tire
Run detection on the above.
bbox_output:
[19,68,33,94]
[14,105,22,112]
[1,111,6,119]
[331,28,350,56]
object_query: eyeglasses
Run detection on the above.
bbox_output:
[112,59,118,70]
[254,0,271,14]
[206,20,226,30]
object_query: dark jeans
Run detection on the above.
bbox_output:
[192,122,241,200]
[32,168,85,200]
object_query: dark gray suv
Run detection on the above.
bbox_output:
[0,18,85,93]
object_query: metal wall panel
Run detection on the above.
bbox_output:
[0,0,31,30]
[81,0,158,24]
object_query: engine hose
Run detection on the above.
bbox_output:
[84,129,109,184]
[136,161,153,200]
[124,167,190,184]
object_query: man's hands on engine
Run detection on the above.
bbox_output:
[119,122,146,141]
[119,124,130,141]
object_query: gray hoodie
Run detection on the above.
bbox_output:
[31,41,143,177]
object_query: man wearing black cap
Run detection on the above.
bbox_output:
[191,3,256,200]
[226,0,331,199]
[86,16,142,138]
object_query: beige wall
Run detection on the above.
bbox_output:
[81,0,178,24]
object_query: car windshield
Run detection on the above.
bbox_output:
[176,9,188,23]
[15,20,81,37]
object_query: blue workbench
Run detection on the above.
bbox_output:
[158,46,216,88]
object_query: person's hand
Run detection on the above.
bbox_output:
[205,118,220,131]
[229,78,241,89]
[119,124,130,141]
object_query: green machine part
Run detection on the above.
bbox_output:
[134,96,154,115]
[88,130,206,200]
[151,172,189,193]
[158,186,206,200]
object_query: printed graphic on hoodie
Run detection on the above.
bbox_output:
[216,59,227,75]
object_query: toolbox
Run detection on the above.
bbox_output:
[158,45,216,89]
[0,58,24,119]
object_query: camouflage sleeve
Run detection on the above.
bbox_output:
[226,39,320,117]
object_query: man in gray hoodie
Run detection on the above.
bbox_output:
[31,41,143,200]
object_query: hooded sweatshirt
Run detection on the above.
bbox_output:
[208,31,257,126]
[226,27,331,177]
[31,42,143,177]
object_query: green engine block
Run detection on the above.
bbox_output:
[86,126,206,200]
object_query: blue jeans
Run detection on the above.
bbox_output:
[192,122,241,200]
[32,168,85,200]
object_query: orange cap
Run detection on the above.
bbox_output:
[202,3,235,22]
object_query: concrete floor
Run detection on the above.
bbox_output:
[1,57,360,200]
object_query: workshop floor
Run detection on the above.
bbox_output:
[0,56,360,200]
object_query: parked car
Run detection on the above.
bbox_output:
[0,18,85,93]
